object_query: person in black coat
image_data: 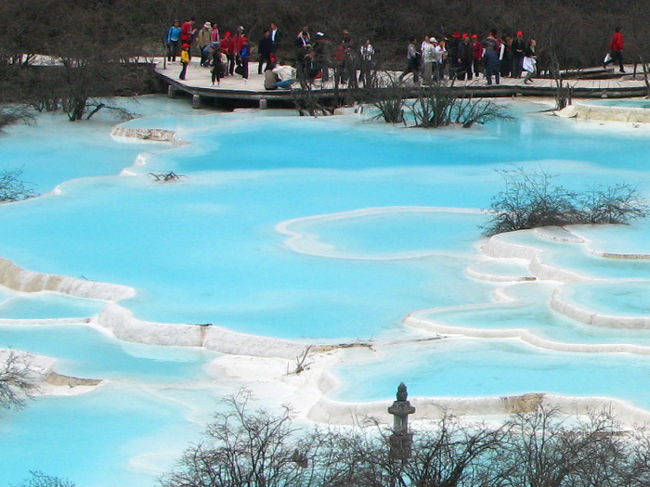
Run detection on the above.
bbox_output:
[447,32,461,79]
[258,30,274,74]
[457,34,473,80]
[270,22,281,53]
[511,31,526,78]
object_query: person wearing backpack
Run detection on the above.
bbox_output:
[238,37,251,80]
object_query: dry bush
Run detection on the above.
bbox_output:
[484,167,648,236]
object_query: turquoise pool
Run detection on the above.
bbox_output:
[2,96,650,485]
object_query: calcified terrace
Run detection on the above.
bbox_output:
[2,97,650,485]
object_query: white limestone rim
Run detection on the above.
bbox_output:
[481,231,589,283]
[3,218,648,358]
[209,346,650,428]
[0,256,314,360]
[0,317,91,326]
[273,340,650,428]
[308,392,650,428]
[0,348,102,398]
[110,127,177,143]
[0,256,134,302]
[404,306,650,355]
[550,286,650,330]
[573,101,650,124]
[277,206,484,261]
[0,257,379,361]
[465,261,536,282]
[533,226,585,243]
[485,227,650,329]
[95,303,312,359]
[554,105,578,118]
[563,225,650,260]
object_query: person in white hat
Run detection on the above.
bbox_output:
[197,22,213,66]
[422,35,436,84]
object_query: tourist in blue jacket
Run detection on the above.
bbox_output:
[166,20,181,62]
[239,37,250,80]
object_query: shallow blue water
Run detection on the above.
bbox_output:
[0,383,212,487]
[589,98,650,109]
[295,210,486,257]
[0,324,215,380]
[3,97,650,486]
[0,173,494,338]
[497,230,650,280]
[0,96,200,193]
[0,292,104,319]
[3,104,649,339]
[332,338,650,408]
[420,282,650,346]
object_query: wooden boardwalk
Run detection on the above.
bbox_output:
[153,59,650,109]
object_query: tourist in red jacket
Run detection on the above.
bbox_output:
[472,34,483,77]
[232,27,245,62]
[604,26,625,73]
[221,32,234,75]
[180,17,196,59]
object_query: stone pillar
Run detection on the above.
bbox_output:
[259,98,268,109]
[192,94,201,109]
[167,84,176,98]
[388,383,415,460]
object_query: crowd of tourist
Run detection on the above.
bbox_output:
[166,19,624,89]
[399,30,538,85]
[167,17,285,86]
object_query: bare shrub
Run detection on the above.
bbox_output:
[368,78,512,129]
[18,470,75,487]
[483,167,648,235]
[293,86,333,117]
[164,393,650,487]
[403,414,507,487]
[411,85,456,128]
[0,168,36,202]
[501,406,627,487]
[0,352,39,410]
[161,390,307,487]
[0,106,34,131]
[452,96,512,128]
[580,183,648,224]
[149,171,185,182]
[289,346,312,375]
[371,73,407,124]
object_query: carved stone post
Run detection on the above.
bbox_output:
[388,382,415,460]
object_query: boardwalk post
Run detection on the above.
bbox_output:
[259,98,268,109]
[167,85,176,99]
[388,382,415,460]
[192,94,201,109]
